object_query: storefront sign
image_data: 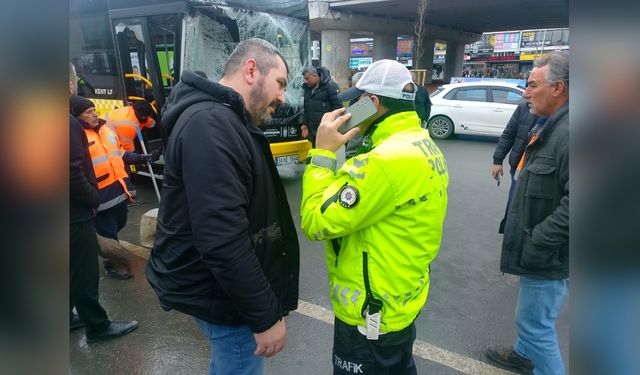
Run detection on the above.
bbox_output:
[519,53,543,60]
[520,31,551,48]
[471,55,519,62]
[493,32,520,51]
[349,57,372,70]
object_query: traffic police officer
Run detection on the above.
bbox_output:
[301,60,449,374]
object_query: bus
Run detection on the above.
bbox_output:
[70,0,312,179]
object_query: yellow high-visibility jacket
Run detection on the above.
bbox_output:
[301,111,449,332]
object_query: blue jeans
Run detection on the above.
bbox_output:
[194,318,264,375]
[514,276,569,375]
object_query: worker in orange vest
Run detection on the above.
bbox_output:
[71,96,153,279]
[105,100,156,153]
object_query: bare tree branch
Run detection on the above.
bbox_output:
[414,0,429,71]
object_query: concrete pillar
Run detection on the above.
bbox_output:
[310,31,322,66]
[415,38,435,84]
[321,29,351,90]
[140,208,158,248]
[444,42,465,82]
[373,33,397,61]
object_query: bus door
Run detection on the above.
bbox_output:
[148,19,179,99]
[110,13,181,176]
[112,18,159,107]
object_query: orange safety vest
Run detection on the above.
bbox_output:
[516,133,539,172]
[85,125,133,211]
[104,106,155,152]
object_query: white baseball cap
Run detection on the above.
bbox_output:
[338,59,416,101]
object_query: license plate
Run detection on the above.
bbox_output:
[275,154,299,166]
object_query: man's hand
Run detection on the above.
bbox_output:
[491,164,504,179]
[316,108,359,152]
[254,318,287,358]
[135,153,154,164]
[301,124,309,139]
[150,149,162,162]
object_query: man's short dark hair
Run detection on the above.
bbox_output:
[302,66,318,76]
[222,38,289,78]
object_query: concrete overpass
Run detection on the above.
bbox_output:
[309,0,569,87]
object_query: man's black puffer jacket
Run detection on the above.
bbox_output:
[302,66,342,132]
[146,71,300,333]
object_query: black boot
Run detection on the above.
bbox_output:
[104,260,132,279]
[86,320,138,343]
[486,348,534,374]
[70,313,85,331]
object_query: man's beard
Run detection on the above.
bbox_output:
[248,77,279,126]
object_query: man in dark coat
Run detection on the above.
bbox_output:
[415,85,432,125]
[145,38,300,374]
[486,52,569,375]
[492,100,540,180]
[411,71,432,126]
[301,66,342,146]
[69,63,138,343]
[492,99,542,232]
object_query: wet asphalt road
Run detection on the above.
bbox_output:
[70,135,568,374]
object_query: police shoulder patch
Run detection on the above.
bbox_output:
[339,185,359,208]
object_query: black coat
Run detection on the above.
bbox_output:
[415,85,432,123]
[146,71,300,333]
[493,100,540,174]
[69,115,99,223]
[500,103,569,279]
[302,66,342,132]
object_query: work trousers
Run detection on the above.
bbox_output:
[95,200,128,240]
[70,218,109,330]
[332,318,417,375]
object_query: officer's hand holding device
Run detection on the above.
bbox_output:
[338,96,378,134]
[316,97,379,152]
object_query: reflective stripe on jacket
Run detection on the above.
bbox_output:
[85,125,134,211]
[105,106,155,152]
[301,111,449,332]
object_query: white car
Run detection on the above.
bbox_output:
[426,81,525,139]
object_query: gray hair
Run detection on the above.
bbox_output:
[351,71,364,85]
[302,66,318,76]
[535,51,569,88]
[69,63,77,80]
[222,38,289,78]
